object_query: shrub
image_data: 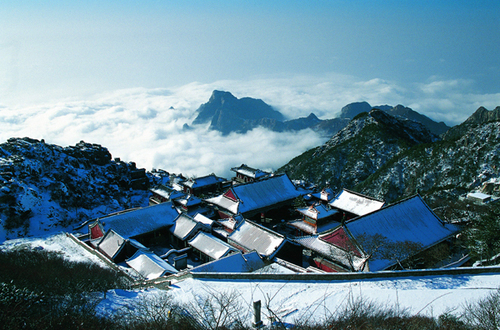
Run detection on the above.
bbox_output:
[462,290,500,329]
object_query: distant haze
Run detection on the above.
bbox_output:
[1,1,499,177]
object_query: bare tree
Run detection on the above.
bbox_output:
[335,233,423,271]
[381,240,423,270]
[114,292,184,329]
[185,288,248,330]
[352,233,388,271]
[462,290,500,330]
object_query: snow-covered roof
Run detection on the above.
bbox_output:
[329,189,385,216]
[150,188,171,199]
[188,232,237,260]
[206,174,303,216]
[193,213,214,226]
[311,187,335,202]
[205,193,239,214]
[288,220,317,235]
[182,174,225,188]
[288,219,340,235]
[252,262,297,274]
[170,213,207,241]
[231,164,270,179]
[467,192,492,202]
[296,203,339,220]
[190,251,265,273]
[344,195,461,271]
[96,229,148,261]
[228,220,286,258]
[212,227,230,239]
[293,235,365,271]
[217,217,239,231]
[126,251,178,280]
[175,194,202,207]
[96,202,179,239]
[151,185,186,200]
[97,229,126,260]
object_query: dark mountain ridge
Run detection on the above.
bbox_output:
[191,90,450,137]
[279,105,500,209]
[278,109,439,192]
[192,90,285,135]
[357,106,500,203]
[340,101,450,136]
[443,106,500,141]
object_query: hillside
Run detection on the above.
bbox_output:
[356,107,500,203]
[443,106,500,141]
[279,105,500,239]
[278,109,438,192]
[339,101,449,136]
[0,138,169,241]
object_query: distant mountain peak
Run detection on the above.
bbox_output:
[339,101,372,119]
[306,113,319,120]
[339,102,449,136]
[467,106,500,125]
[209,90,237,104]
[192,90,285,134]
[443,106,500,141]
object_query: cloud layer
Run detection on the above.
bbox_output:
[1,75,499,179]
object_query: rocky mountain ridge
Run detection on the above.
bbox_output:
[278,109,439,192]
[357,110,500,203]
[443,106,500,141]
[339,101,450,136]
[0,138,169,240]
[190,90,449,137]
[192,90,285,135]
[279,106,500,211]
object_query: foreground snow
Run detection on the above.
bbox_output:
[0,232,108,267]
[96,273,500,326]
[3,233,499,327]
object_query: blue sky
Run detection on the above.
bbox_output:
[2,0,499,110]
[1,1,499,175]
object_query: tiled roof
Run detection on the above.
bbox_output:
[297,203,339,220]
[126,251,178,279]
[175,194,202,207]
[206,174,303,215]
[228,220,285,257]
[97,229,126,259]
[293,235,365,271]
[231,164,270,179]
[96,202,179,238]
[288,219,340,235]
[170,213,207,241]
[193,213,214,226]
[189,232,237,260]
[182,174,226,188]
[344,195,461,271]
[190,251,265,273]
[311,187,335,202]
[320,227,363,257]
[151,186,186,200]
[329,189,385,216]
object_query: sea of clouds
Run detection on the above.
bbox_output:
[1,75,499,179]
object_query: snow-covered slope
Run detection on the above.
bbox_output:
[278,109,438,192]
[357,111,500,203]
[0,138,161,242]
